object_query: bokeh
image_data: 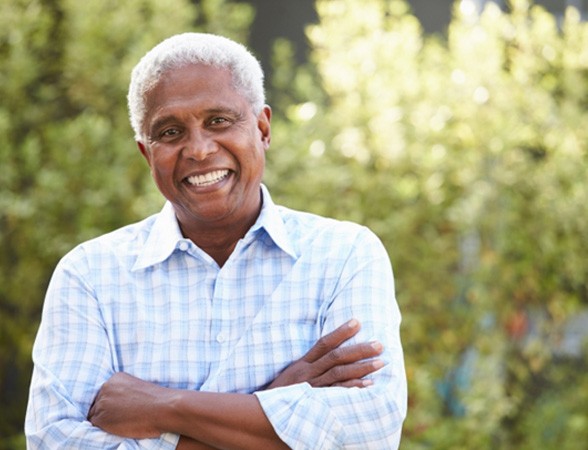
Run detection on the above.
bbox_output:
[1,1,586,448]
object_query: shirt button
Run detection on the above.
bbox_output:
[178,241,189,251]
[216,333,226,343]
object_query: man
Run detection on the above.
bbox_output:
[25,33,406,449]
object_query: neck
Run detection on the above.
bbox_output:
[178,203,262,268]
[189,226,247,267]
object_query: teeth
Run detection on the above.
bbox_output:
[187,170,229,187]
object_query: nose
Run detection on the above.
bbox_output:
[182,128,218,161]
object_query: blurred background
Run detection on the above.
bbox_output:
[1,0,587,448]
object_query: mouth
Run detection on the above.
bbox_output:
[185,169,230,187]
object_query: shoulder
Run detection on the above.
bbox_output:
[276,205,385,257]
[58,213,159,272]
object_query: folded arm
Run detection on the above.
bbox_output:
[88,320,384,449]
[27,227,406,449]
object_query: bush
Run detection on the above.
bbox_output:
[266,1,588,447]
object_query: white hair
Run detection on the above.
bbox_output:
[128,33,265,140]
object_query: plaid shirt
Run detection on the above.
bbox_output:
[26,185,406,449]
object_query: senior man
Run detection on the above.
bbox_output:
[25,33,406,449]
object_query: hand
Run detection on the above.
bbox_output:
[88,372,169,439]
[266,319,385,389]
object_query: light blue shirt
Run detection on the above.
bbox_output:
[26,186,406,449]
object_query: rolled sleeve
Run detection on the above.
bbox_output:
[256,372,405,449]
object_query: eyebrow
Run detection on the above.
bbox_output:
[203,107,244,119]
[148,116,177,136]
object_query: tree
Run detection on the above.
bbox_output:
[0,0,253,445]
[265,0,588,448]
[4,0,588,447]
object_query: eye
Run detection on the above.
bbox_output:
[161,127,181,137]
[208,116,231,127]
[148,126,183,144]
[150,127,183,143]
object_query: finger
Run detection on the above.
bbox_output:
[333,379,374,388]
[311,359,385,387]
[87,392,100,420]
[312,340,384,374]
[302,319,361,363]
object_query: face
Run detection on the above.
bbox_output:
[137,63,271,235]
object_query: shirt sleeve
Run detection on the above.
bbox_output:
[254,227,407,449]
[24,246,180,450]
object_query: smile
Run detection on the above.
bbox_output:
[186,170,230,187]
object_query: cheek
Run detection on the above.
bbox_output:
[149,154,178,184]
[150,149,175,170]
[253,147,267,173]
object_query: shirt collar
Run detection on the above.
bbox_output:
[132,184,297,271]
[250,184,298,259]
[132,201,185,271]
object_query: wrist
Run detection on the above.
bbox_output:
[156,387,186,435]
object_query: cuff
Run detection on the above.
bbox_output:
[254,383,345,450]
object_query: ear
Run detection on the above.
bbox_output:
[137,141,152,166]
[257,105,272,150]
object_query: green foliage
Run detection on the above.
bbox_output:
[0,0,253,442]
[266,0,588,448]
[3,0,587,447]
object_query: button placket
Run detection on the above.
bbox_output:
[210,271,230,366]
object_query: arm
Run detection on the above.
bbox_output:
[88,319,385,449]
[89,374,286,449]
[24,249,179,450]
[254,227,407,449]
[266,318,384,389]
[27,249,273,450]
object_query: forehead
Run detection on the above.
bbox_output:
[143,63,248,118]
